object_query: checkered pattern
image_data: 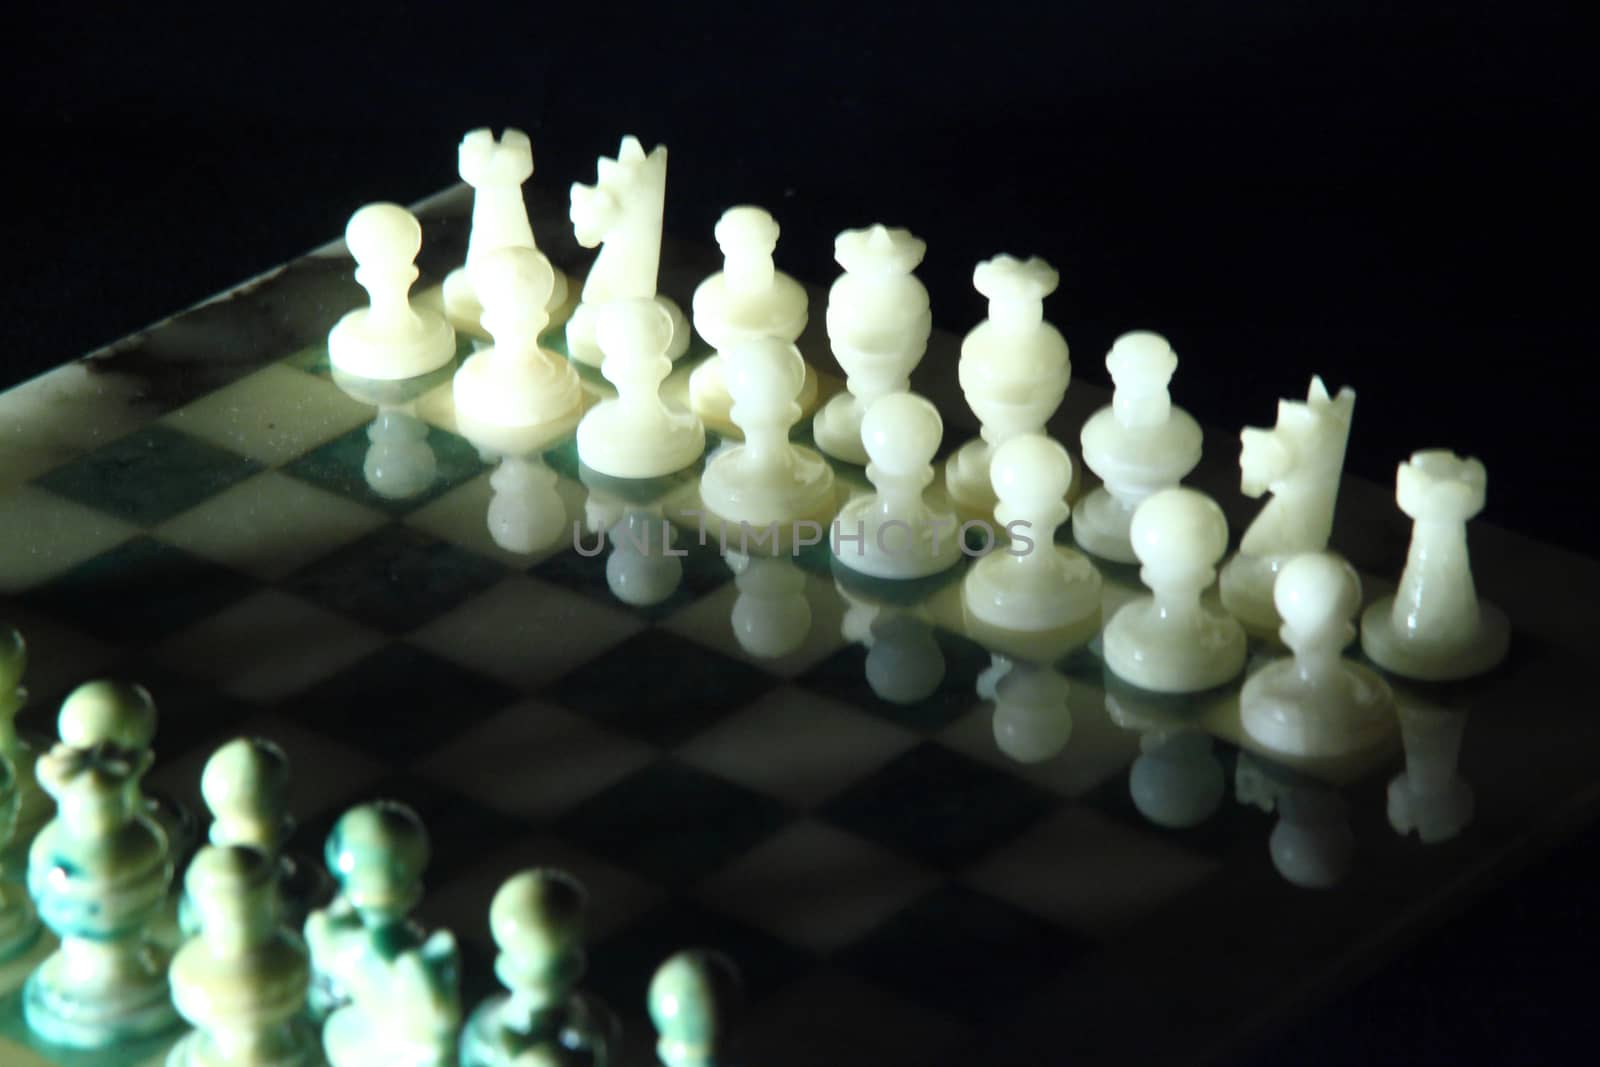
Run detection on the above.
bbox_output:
[0,199,1416,1067]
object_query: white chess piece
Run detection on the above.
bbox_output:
[1241,552,1398,757]
[1387,698,1474,844]
[1269,785,1355,890]
[1218,377,1355,639]
[727,553,812,659]
[990,663,1073,764]
[699,337,834,527]
[576,299,705,479]
[944,256,1071,516]
[443,128,569,334]
[962,434,1101,635]
[831,392,961,579]
[1074,332,1203,563]
[1360,450,1510,681]
[565,137,690,366]
[453,246,584,439]
[328,203,457,381]
[488,455,568,555]
[1102,488,1247,693]
[688,206,813,426]
[811,225,932,465]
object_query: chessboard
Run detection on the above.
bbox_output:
[1,182,1598,1067]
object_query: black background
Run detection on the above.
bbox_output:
[6,2,1595,1061]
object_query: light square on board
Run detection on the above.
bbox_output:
[158,362,371,466]
[408,575,644,693]
[0,363,162,493]
[149,588,386,705]
[962,807,1220,939]
[695,819,939,955]
[676,684,917,810]
[154,470,387,581]
[0,485,137,594]
[418,697,656,823]
[657,556,850,678]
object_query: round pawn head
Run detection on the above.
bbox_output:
[201,737,292,850]
[990,433,1073,510]
[185,844,277,934]
[0,626,23,691]
[472,245,556,327]
[1395,449,1487,523]
[725,337,806,411]
[1129,488,1230,584]
[490,867,587,968]
[648,949,742,1067]
[58,679,156,751]
[324,799,430,916]
[345,202,422,268]
[861,392,942,477]
[1106,331,1177,388]
[597,298,675,361]
[714,206,779,256]
[1274,551,1361,637]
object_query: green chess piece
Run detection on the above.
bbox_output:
[647,950,741,1067]
[167,844,322,1066]
[308,800,461,1066]
[0,750,43,960]
[0,626,51,848]
[24,739,178,1046]
[460,868,618,1066]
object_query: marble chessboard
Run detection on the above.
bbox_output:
[1,183,1598,1067]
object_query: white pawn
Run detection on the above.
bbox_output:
[1360,450,1510,681]
[831,393,961,579]
[1388,699,1474,844]
[1074,332,1203,563]
[363,409,438,500]
[962,434,1101,635]
[488,456,568,555]
[811,225,932,466]
[1242,552,1397,757]
[328,203,456,381]
[168,845,320,1067]
[944,256,1071,516]
[727,553,811,660]
[577,299,705,479]
[453,246,583,436]
[444,128,569,334]
[699,337,834,527]
[990,663,1073,765]
[688,206,813,427]
[1103,488,1247,692]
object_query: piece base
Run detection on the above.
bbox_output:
[1070,488,1138,564]
[830,498,964,580]
[811,395,868,466]
[1241,659,1398,758]
[699,447,837,529]
[576,404,705,480]
[1359,596,1511,681]
[452,351,584,432]
[1218,551,1289,641]
[1102,601,1248,693]
[962,549,1104,634]
[328,309,456,382]
[23,960,177,1049]
[166,1018,323,1067]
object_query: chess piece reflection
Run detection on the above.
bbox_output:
[1269,783,1355,890]
[0,751,42,961]
[310,801,460,1067]
[26,740,177,1046]
[365,408,439,501]
[489,455,569,556]
[648,949,742,1067]
[1218,377,1355,640]
[1129,731,1225,830]
[460,869,618,1067]
[1388,698,1474,844]
[566,136,690,366]
[988,662,1073,765]
[168,845,321,1066]
[726,552,812,660]
[602,512,685,608]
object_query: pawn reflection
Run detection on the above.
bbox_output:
[1270,783,1355,890]
[864,613,945,706]
[486,454,567,555]
[604,512,684,608]
[1388,699,1474,844]
[364,408,438,500]
[989,662,1073,765]
[726,552,811,660]
[1129,731,1224,830]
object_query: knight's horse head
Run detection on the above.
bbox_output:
[569,135,658,249]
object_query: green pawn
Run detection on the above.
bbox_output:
[0,626,50,850]
[167,845,322,1066]
[460,868,617,1066]
[0,750,43,960]
[647,950,741,1067]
